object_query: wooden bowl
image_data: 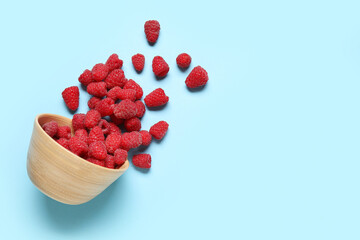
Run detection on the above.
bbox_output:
[27,113,129,205]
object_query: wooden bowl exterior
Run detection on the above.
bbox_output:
[27,113,129,205]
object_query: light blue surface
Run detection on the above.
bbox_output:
[1,0,360,239]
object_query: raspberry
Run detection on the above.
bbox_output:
[62,86,79,111]
[78,69,93,86]
[109,114,124,125]
[88,126,105,145]
[42,121,58,137]
[95,98,114,117]
[123,79,143,100]
[152,56,169,78]
[105,155,115,169]
[75,129,88,145]
[105,53,123,72]
[140,130,152,146]
[113,99,137,119]
[132,54,145,72]
[68,136,88,157]
[98,119,111,135]
[176,53,192,69]
[149,121,169,140]
[108,122,121,135]
[56,138,70,150]
[87,158,105,167]
[124,117,141,132]
[105,133,122,154]
[56,126,71,139]
[185,66,209,88]
[144,20,160,44]
[135,100,146,118]
[88,96,102,109]
[88,141,107,160]
[120,131,142,151]
[118,89,136,101]
[91,63,109,81]
[72,113,85,131]
[107,86,121,100]
[132,154,151,169]
[144,88,169,107]
[84,109,101,129]
[114,148,127,166]
[104,69,125,89]
[87,82,107,97]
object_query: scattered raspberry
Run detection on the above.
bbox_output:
[149,121,169,140]
[84,109,101,129]
[105,133,122,154]
[95,98,114,117]
[176,53,192,69]
[75,129,88,145]
[120,131,142,151]
[135,100,146,118]
[88,126,105,145]
[88,141,107,160]
[114,149,127,166]
[108,122,121,135]
[123,79,143,100]
[91,63,109,81]
[144,20,160,44]
[105,155,115,169]
[185,66,209,88]
[87,82,107,97]
[98,119,111,135]
[152,56,169,78]
[56,126,71,139]
[113,99,137,119]
[88,96,102,109]
[124,117,141,132]
[107,86,121,101]
[72,113,85,131]
[110,114,124,125]
[104,69,125,89]
[68,136,88,157]
[105,53,123,72]
[144,88,169,107]
[131,54,145,72]
[42,121,58,137]
[132,154,151,169]
[62,86,79,111]
[118,89,136,101]
[140,130,152,146]
[87,158,105,167]
[56,138,70,150]
[78,69,93,86]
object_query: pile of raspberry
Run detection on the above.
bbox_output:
[43,20,208,169]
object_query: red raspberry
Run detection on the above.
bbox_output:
[118,89,136,101]
[78,69,93,86]
[88,141,107,160]
[105,133,122,154]
[132,154,151,169]
[88,96,102,109]
[140,130,152,146]
[91,63,109,81]
[95,98,114,117]
[176,53,192,69]
[75,129,88,145]
[105,155,115,169]
[104,69,125,89]
[144,20,160,44]
[68,136,88,157]
[113,99,137,119]
[152,56,169,78]
[98,119,111,135]
[107,86,121,100]
[72,113,85,131]
[185,66,209,88]
[42,121,58,138]
[87,158,105,167]
[114,148,127,166]
[84,109,101,129]
[56,126,71,139]
[149,121,169,140]
[135,100,146,118]
[87,82,107,97]
[108,122,121,135]
[124,117,141,132]
[62,86,79,111]
[88,126,105,145]
[131,54,145,72]
[144,88,169,107]
[120,131,142,151]
[109,114,124,125]
[56,138,70,150]
[123,79,143,100]
[105,53,123,72]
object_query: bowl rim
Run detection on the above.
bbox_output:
[36,113,129,173]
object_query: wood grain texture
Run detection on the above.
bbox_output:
[27,113,129,205]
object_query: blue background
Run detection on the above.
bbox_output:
[1,0,360,239]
